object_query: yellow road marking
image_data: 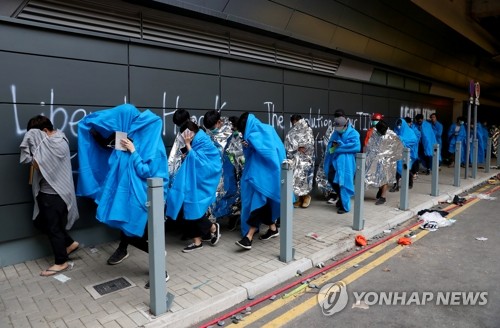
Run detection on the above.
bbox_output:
[226,191,488,328]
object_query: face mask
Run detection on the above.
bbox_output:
[371,120,379,126]
[335,126,346,134]
[459,121,464,125]
[397,124,402,129]
[232,131,239,137]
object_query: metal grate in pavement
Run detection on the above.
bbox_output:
[85,276,136,299]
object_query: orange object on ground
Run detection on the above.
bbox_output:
[397,237,412,245]
[355,234,367,246]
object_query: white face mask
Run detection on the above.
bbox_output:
[335,126,346,134]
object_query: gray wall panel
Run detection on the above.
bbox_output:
[0,23,128,63]
[129,66,219,110]
[0,155,33,205]
[329,78,363,94]
[221,59,282,83]
[0,52,128,106]
[0,203,35,242]
[130,44,219,74]
[221,76,283,114]
[284,71,329,89]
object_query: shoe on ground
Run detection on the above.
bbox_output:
[375,197,386,205]
[107,248,129,265]
[337,208,347,214]
[145,271,170,289]
[210,223,221,246]
[201,232,212,242]
[259,228,279,240]
[235,236,252,250]
[293,196,303,208]
[389,184,399,192]
[327,198,336,205]
[301,195,311,208]
[182,243,203,253]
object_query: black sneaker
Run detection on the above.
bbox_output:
[389,184,399,192]
[107,248,129,265]
[235,237,252,250]
[145,271,170,289]
[182,243,203,253]
[337,208,347,214]
[375,197,386,205]
[210,223,221,246]
[259,228,279,240]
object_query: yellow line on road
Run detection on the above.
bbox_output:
[261,197,483,328]
[226,192,486,328]
[226,230,414,327]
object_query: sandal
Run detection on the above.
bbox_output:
[40,265,69,277]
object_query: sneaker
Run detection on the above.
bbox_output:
[301,195,311,208]
[107,248,129,265]
[182,243,203,253]
[389,184,399,192]
[375,197,386,205]
[327,198,336,205]
[337,208,347,214]
[235,237,252,250]
[210,223,221,246]
[145,271,170,289]
[259,228,279,240]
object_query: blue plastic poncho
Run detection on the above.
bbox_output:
[77,104,169,237]
[447,123,466,163]
[430,120,443,158]
[323,124,360,212]
[240,114,286,236]
[394,119,418,175]
[417,120,437,158]
[167,130,222,220]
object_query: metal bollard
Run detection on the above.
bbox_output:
[399,148,410,210]
[280,161,294,263]
[485,138,491,173]
[454,142,461,187]
[353,153,365,231]
[431,144,439,196]
[147,178,167,316]
[472,139,478,179]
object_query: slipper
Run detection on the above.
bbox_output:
[40,266,69,277]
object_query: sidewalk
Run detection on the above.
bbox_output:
[1,167,498,328]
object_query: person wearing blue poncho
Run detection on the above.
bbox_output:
[406,117,421,181]
[235,113,286,250]
[324,116,361,214]
[166,121,222,253]
[77,104,169,267]
[446,116,466,167]
[415,114,437,174]
[390,118,418,192]
[429,113,443,163]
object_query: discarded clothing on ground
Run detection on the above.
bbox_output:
[419,210,455,228]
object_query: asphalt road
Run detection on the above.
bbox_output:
[211,183,500,328]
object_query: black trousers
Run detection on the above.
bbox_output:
[183,213,213,239]
[34,192,74,265]
[247,200,275,228]
[327,164,343,207]
[118,226,149,253]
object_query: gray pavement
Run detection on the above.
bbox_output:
[1,166,498,328]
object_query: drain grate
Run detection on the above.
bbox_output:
[85,276,136,299]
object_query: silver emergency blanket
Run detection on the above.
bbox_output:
[490,125,499,156]
[285,119,315,196]
[315,124,334,196]
[206,117,241,218]
[364,129,403,187]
